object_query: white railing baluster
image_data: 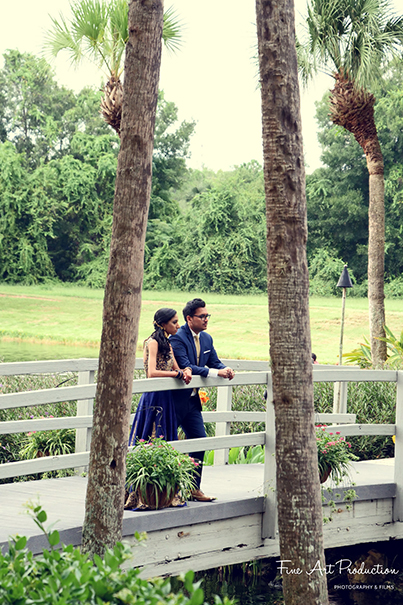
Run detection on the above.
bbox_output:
[214,385,232,465]
[394,370,403,522]
[75,369,95,474]
[262,372,277,539]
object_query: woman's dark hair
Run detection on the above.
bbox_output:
[182,298,205,321]
[150,307,177,360]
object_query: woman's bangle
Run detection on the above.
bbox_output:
[175,370,184,379]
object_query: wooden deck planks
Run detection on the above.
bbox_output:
[0,460,400,577]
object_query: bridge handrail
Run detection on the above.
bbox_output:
[0,360,399,497]
[0,358,268,376]
[0,412,357,436]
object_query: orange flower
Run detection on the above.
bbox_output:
[199,390,209,405]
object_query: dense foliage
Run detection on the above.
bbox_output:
[0,50,194,286]
[2,50,403,294]
[0,504,232,605]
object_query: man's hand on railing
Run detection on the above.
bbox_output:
[218,367,235,380]
[182,368,192,385]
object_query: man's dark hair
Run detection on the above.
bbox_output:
[183,298,206,321]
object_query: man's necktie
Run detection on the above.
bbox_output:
[194,334,201,364]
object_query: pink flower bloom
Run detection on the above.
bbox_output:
[139,439,145,443]
[336,431,340,435]
[329,432,333,435]
[159,435,164,438]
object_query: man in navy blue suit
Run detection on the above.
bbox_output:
[170,298,235,501]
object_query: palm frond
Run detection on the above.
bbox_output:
[296,38,318,85]
[45,0,183,79]
[162,5,183,53]
[44,14,83,65]
[301,0,403,88]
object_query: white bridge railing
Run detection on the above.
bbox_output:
[0,359,402,535]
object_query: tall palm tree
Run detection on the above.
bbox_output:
[298,0,403,367]
[256,0,329,601]
[80,0,164,556]
[45,0,181,135]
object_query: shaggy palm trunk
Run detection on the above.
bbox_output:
[330,74,387,368]
[256,1,329,603]
[81,0,163,558]
[101,75,123,136]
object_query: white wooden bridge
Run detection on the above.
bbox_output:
[0,358,403,578]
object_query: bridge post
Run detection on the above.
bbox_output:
[75,369,95,474]
[333,382,348,414]
[214,385,232,465]
[261,371,277,539]
[394,370,403,522]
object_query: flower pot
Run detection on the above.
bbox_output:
[319,466,332,484]
[138,484,177,510]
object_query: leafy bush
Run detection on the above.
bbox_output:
[0,504,233,605]
[201,384,266,437]
[204,445,265,466]
[126,437,198,507]
[314,381,396,460]
[20,427,76,459]
[344,325,403,368]
[0,373,78,477]
[385,276,403,298]
[308,249,350,297]
[316,426,358,483]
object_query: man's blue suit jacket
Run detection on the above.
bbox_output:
[170,323,225,407]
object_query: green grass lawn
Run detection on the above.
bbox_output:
[1,283,403,363]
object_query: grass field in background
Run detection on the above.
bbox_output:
[1,283,403,363]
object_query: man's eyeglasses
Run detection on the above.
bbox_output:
[193,314,211,320]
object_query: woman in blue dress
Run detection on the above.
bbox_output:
[128,308,192,445]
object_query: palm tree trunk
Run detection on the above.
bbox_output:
[330,75,387,367]
[81,0,163,558]
[255,0,329,603]
[368,168,386,367]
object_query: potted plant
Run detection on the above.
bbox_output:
[125,437,199,510]
[316,425,359,484]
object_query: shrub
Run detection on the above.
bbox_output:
[0,504,233,605]
[20,427,76,459]
[126,437,198,508]
[314,381,396,460]
[385,276,403,298]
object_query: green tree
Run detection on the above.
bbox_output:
[144,162,267,294]
[0,47,193,286]
[298,0,403,366]
[45,0,182,135]
[0,143,55,282]
[35,141,117,281]
[151,91,195,212]
[0,50,77,168]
